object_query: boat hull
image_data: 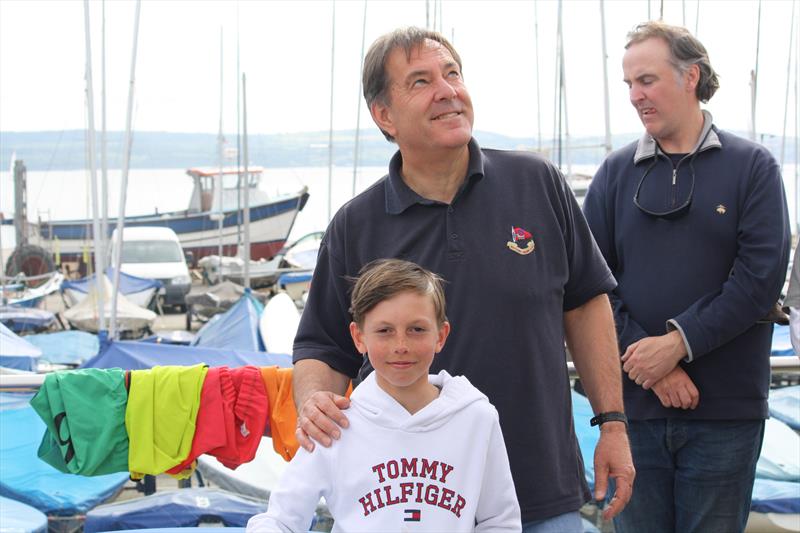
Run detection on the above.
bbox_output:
[25,189,309,265]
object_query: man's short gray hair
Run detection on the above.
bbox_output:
[626,21,719,103]
[362,27,462,142]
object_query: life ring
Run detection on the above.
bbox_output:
[5,244,56,287]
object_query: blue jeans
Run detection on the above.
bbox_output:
[522,511,584,533]
[613,419,765,533]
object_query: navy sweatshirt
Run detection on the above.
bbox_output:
[584,118,790,420]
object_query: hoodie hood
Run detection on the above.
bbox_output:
[350,370,488,433]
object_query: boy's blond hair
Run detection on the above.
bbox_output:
[349,259,447,327]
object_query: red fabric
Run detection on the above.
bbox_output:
[209,365,269,470]
[166,365,269,474]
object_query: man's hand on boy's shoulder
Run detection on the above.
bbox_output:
[293,359,353,452]
[296,391,351,452]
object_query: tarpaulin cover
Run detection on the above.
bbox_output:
[0,495,48,533]
[24,330,99,366]
[192,291,265,352]
[772,324,795,356]
[0,322,41,371]
[770,385,800,429]
[756,418,800,481]
[63,276,156,333]
[62,268,162,295]
[0,392,128,515]
[572,389,800,514]
[750,479,800,514]
[0,307,57,334]
[81,340,291,370]
[278,271,313,286]
[570,390,598,490]
[83,488,265,531]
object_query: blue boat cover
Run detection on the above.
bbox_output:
[62,268,163,295]
[83,488,265,531]
[571,390,599,490]
[772,324,795,356]
[93,530,245,533]
[751,479,800,514]
[0,392,128,515]
[572,389,800,514]
[141,330,197,345]
[278,271,313,285]
[0,307,57,334]
[24,330,99,366]
[770,386,800,430]
[0,322,41,371]
[0,495,48,533]
[192,291,265,352]
[81,339,291,370]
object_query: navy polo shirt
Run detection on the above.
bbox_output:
[294,138,616,522]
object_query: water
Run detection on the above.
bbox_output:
[2,163,799,258]
[0,165,387,253]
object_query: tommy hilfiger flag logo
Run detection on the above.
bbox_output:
[404,509,421,522]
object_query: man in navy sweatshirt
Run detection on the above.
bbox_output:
[583,21,790,533]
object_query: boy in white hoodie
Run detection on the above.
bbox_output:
[247,258,521,532]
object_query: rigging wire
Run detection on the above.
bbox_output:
[352,0,368,198]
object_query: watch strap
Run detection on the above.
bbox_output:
[590,411,628,427]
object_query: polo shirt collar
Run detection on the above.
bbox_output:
[633,109,721,164]
[385,138,485,215]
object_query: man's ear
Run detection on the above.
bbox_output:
[684,63,700,93]
[350,321,367,354]
[370,100,397,140]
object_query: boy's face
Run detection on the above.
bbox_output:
[350,291,450,398]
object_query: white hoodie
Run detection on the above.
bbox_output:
[247,370,521,532]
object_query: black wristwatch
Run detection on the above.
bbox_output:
[590,411,628,427]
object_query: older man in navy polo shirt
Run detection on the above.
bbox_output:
[291,27,635,532]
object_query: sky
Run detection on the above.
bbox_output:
[0,0,798,142]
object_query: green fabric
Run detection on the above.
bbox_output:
[126,364,207,476]
[29,368,129,476]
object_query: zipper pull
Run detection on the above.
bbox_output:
[672,168,677,185]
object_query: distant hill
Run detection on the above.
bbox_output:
[0,129,795,171]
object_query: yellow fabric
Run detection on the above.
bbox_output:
[126,364,208,477]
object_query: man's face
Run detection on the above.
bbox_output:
[371,39,474,152]
[623,37,698,147]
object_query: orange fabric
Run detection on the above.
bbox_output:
[260,366,353,462]
[260,366,298,461]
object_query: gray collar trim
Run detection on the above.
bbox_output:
[633,109,721,164]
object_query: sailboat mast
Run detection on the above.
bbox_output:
[751,0,762,141]
[110,0,141,339]
[83,0,106,332]
[101,0,109,263]
[242,73,251,289]
[600,0,612,155]
[533,1,542,153]
[352,0,367,198]
[217,28,224,259]
[780,0,796,169]
[327,0,336,224]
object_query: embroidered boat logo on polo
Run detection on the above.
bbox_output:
[716,204,727,214]
[506,226,535,255]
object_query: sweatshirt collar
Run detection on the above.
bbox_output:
[633,109,721,164]
[385,138,485,215]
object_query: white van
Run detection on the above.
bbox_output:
[109,226,192,310]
